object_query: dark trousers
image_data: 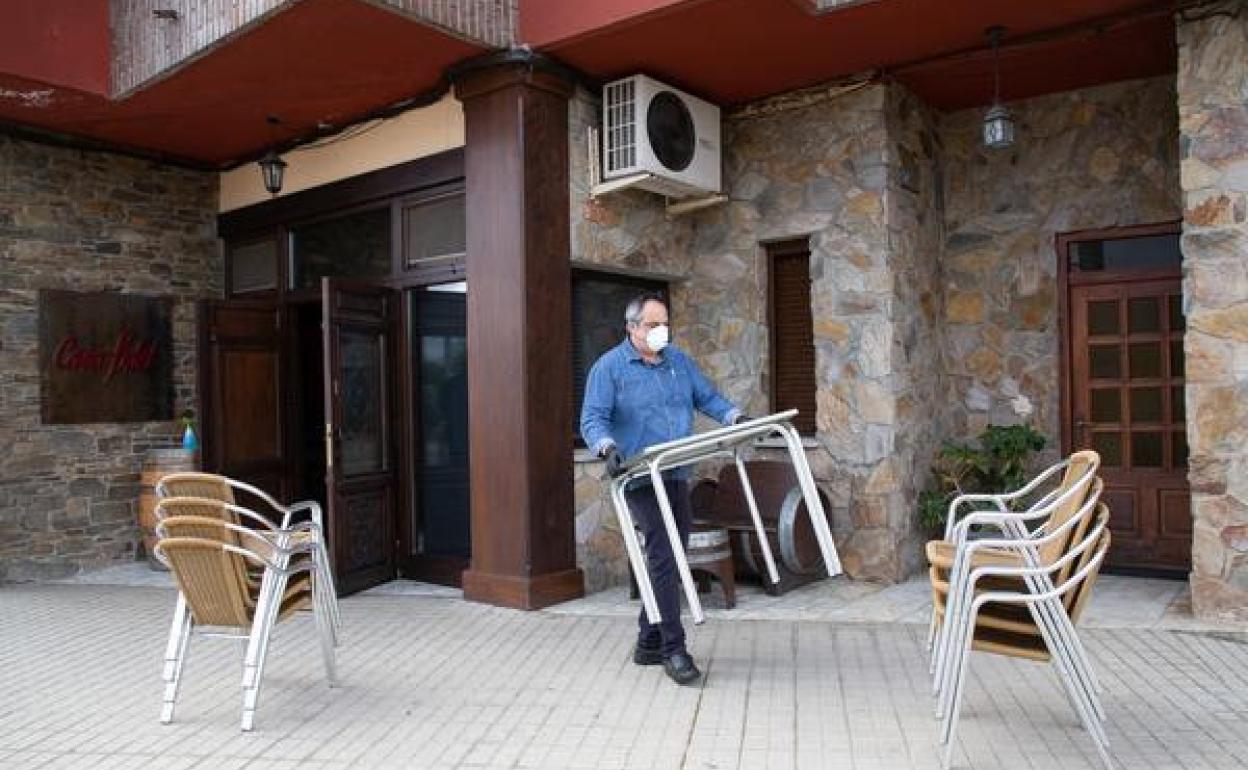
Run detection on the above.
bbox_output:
[627,479,691,657]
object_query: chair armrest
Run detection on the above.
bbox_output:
[949,506,1052,546]
[943,496,1010,540]
[280,500,323,530]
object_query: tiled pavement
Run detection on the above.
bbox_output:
[2,572,1247,770]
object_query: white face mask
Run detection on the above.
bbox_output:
[644,324,670,353]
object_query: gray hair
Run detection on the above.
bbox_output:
[624,292,667,327]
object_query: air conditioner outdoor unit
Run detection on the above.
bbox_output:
[601,74,721,199]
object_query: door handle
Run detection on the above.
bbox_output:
[1074,418,1091,446]
[325,422,334,470]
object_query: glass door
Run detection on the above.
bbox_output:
[401,281,470,584]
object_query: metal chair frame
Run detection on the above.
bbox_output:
[154,497,339,650]
[607,410,841,625]
[927,454,1100,672]
[935,490,1104,708]
[155,473,341,638]
[154,520,337,731]
[937,504,1113,769]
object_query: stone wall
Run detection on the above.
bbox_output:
[569,81,940,586]
[568,72,1201,591]
[938,76,1182,460]
[722,82,903,580]
[1176,0,1248,621]
[884,85,947,575]
[0,137,220,580]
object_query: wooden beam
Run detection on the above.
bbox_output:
[454,54,584,609]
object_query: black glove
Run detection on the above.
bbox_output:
[733,413,752,425]
[602,446,626,478]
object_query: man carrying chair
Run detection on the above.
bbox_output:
[580,292,746,685]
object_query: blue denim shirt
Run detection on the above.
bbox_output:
[580,338,740,480]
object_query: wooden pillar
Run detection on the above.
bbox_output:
[452,55,584,609]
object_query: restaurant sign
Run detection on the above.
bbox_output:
[39,290,174,424]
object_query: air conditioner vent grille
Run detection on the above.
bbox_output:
[604,79,636,174]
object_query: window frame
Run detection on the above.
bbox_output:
[569,267,669,446]
[766,238,817,436]
[225,231,283,297]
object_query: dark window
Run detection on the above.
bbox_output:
[403,190,466,279]
[1069,233,1181,273]
[769,241,817,435]
[228,236,278,295]
[571,269,668,444]
[289,206,391,290]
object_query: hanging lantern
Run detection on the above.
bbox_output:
[982,104,1015,150]
[258,150,286,195]
[982,26,1015,150]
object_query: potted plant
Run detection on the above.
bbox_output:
[917,423,1047,536]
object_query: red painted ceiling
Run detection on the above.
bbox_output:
[0,0,1177,168]
[0,0,110,96]
[0,0,486,167]
[535,0,1177,110]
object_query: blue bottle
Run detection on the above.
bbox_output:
[182,423,198,452]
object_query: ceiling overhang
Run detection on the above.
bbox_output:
[0,0,495,168]
[530,0,1178,111]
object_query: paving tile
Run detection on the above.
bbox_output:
[3,582,1248,770]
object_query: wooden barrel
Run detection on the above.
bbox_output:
[686,525,732,565]
[137,448,198,570]
[736,486,831,578]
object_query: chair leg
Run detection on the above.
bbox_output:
[939,608,977,769]
[1047,645,1115,767]
[1023,595,1107,728]
[241,569,278,690]
[314,551,344,648]
[311,588,338,686]
[162,593,188,682]
[314,543,342,642]
[308,517,342,639]
[241,572,285,732]
[160,611,193,724]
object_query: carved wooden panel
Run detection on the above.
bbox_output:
[344,489,389,572]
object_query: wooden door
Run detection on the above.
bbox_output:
[322,279,399,594]
[1064,228,1189,574]
[198,300,288,500]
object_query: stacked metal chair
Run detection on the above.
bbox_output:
[153,516,337,730]
[153,473,341,731]
[156,472,341,637]
[925,450,1114,769]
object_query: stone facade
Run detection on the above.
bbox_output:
[0,136,220,580]
[938,76,1182,459]
[884,86,947,576]
[568,72,1202,592]
[720,82,918,581]
[569,80,947,586]
[1176,0,1248,621]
